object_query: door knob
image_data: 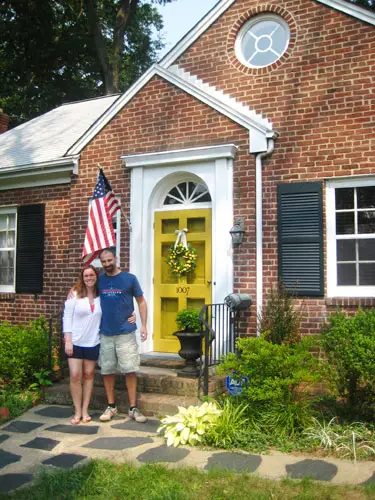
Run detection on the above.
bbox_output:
[207,280,212,285]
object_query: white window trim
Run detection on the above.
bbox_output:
[89,199,121,269]
[326,177,375,297]
[0,206,17,293]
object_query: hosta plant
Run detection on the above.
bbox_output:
[157,402,222,447]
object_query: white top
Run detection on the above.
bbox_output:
[63,296,101,347]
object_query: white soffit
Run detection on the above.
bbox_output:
[315,0,375,26]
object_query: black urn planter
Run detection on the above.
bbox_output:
[173,330,203,378]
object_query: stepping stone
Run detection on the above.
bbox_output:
[42,453,87,469]
[0,435,9,444]
[286,459,338,481]
[45,424,99,435]
[111,420,160,433]
[362,472,375,486]
[137,445,189,463]
[35,406,73,418]
[22,437,60,451]
[84,436,153,450]
[0,473,33,493]
[205,452,261,473]
[2,421,43,433]
[0,450,21,469]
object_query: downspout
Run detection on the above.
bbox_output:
[255,138,274,335]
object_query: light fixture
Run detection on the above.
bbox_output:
[229,217,245,247]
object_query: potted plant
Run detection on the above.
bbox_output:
[173,309,203,378]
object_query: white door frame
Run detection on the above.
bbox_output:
[122,144,237,353]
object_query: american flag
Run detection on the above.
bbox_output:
[82,169,121,264]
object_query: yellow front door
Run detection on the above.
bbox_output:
[153,209,212,353]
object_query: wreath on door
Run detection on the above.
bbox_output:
[166,229,198,277]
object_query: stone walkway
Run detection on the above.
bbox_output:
[0,404,375,494]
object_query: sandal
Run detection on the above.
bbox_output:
[82,415,92,423]
[71,416,81,425]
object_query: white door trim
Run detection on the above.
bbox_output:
[123,144,237,352]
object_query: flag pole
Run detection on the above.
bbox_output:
[98,164,131,231]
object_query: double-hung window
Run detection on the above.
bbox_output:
[0,207,17,292]
[0,204,45,294]
[326,178,375,297]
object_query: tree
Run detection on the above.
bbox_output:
[0,0,174,127]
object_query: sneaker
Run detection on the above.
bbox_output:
[99,406,118,422]
[128,407,147,423]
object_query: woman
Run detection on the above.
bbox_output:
[63,265,101,424]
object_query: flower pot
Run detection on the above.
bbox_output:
[0,407,9,419]
[173,330,203,378]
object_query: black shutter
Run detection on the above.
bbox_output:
[16,204,45,294]
[278,182,323,297]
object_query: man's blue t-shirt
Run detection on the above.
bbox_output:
[99,271,143,335]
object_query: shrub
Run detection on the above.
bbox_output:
[0,317,49,388]
[218,336,324,435]
[258,283,303,345]
[320,308,375,419]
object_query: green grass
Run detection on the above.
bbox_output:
[2,460,374,500]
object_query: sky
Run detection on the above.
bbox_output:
[156,0,219,57]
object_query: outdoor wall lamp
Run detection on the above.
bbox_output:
[229,217,245,247]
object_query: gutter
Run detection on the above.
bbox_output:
[255,138,275,334]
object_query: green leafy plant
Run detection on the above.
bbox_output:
[0,317,49,388]
[203,398,250,449]
[320,308,375,419]
[157,402,222,447]
[303,417,375,461]
[258,283,303,345]
[29,370,53,392]
[175,309,202,333]
[218,336,324,436]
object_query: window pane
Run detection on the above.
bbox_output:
[336,212,354,235]
[0,216,7,231]
[358,239,375,261]
[177,183,187,198]
[359,264,375,286]
[357,186,375,209]
[337,240,355,261]
[0,233,7,248]
[7,232,15,247]
[336,188,354,210]
[8,214,16,229]
[358,211,375,234]
[337,263,356,285]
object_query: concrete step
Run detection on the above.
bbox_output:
[44,383,200,417]
[91,368,225,397]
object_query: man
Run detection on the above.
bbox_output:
[98,247,148,423]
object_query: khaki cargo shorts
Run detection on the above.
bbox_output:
[99,333,140,375]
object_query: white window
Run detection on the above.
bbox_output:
[164,181,211,206]
[235,14,290,69]
[0,207,17,293]
[327,178,375,297]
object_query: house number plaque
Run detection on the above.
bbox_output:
[176,286,190,295]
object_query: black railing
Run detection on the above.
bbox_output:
[199,303,238,397]
[48,310,66,380]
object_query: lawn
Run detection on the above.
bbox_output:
[1,460,374,500]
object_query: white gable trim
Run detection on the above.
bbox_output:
[159,0,375,69]
[0,156,79,191]
[315,0,375,26]
[68,64,274,156]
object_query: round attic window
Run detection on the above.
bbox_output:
[235,14,290,69]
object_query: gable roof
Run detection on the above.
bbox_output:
[159,0,375,68]
[0,94,120,170]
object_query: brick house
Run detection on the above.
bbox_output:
[0,0,374,355]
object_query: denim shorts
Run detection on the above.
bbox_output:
[99,333,140,375]
[66,344,100,361]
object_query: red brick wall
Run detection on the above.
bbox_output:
[175,0,375,333]
[2,0,374,337]
[0,185,71,323]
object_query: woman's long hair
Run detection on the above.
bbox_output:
[72,265,99,298]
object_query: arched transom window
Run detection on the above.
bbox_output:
[164,181,211,206]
